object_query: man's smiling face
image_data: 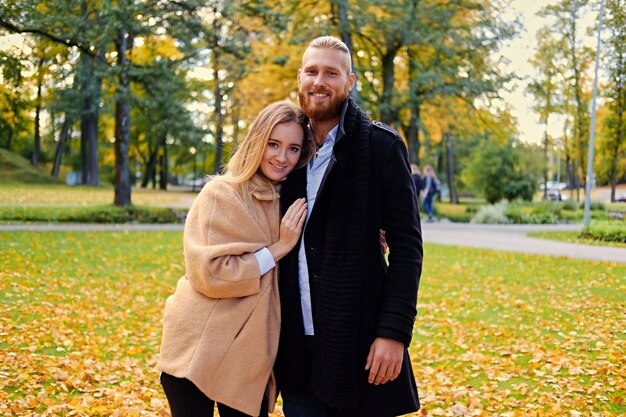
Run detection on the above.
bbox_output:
[297,47,355,122]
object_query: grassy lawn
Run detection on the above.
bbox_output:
[528,230,626,248]
[0,184,195,208]
[1,232,625,416]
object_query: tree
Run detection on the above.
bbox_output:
[132,59,204,190]
[540,0,594,196]
[1,0,209,204]
[527,28,564,200]
[0,0,107,185]
[352,0,516,165]
[462,139,537,204]
[0,49,29,152]
[601,0,626,201]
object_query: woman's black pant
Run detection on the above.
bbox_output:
[160,372,269,417]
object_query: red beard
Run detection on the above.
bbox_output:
[298,85,350,121]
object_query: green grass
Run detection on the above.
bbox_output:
[0,184,196,224]
[0,148,62,185]
[0,183,195,207]
[1,231,624,415]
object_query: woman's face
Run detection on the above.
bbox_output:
[260,121,304,182]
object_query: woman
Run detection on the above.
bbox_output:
[157,101,313,417]
[421,165,439,223]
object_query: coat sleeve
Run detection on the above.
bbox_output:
[377,137,423,346]
[182,181,272,299]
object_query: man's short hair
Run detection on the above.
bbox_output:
[307,36,352,73]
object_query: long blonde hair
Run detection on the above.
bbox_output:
[221,100,312,203]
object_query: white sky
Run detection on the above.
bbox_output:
[498,0,600,144]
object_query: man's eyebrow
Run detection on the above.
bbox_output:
[303,64,343,72]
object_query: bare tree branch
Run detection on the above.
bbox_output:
[0,18,97,57]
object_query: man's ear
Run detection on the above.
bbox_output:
[297,68,302,86]
[348,72,356,91]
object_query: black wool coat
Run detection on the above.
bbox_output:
[275,98,423,417]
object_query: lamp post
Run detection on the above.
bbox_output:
[190,146,197,192]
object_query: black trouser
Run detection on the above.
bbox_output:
[160,372,269,417]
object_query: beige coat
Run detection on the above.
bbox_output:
[157,177,280,416]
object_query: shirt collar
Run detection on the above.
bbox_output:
[326,125,339,145]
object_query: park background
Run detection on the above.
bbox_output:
[0,0,625,415]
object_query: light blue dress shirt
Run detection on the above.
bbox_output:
[298,125,338,335]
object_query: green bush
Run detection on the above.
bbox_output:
[582,201,606,211]
[0,205,185,224]
[434,202,475,223]
[503,176,536,202]
[580,222,626,243]
[505,203,560,224]
[422,199,616,225]
[562,200,579,211]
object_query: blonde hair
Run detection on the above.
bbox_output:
[424,165,438,181]
[221,100,312,204]
[307,36,352,73]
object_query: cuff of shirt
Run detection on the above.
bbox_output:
[253,247,276,275]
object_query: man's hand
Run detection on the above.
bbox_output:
[364,337,404,385]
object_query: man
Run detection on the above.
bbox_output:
[275,36,423,417]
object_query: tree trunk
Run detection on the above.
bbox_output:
[159,142,168,190]
[407,48,421,165]
[569,13,588,189]
[380,45,398,125]
[566,155,574,200]
[572,161,580,202]
[332,0,360,104]
[32,57,44,166]
[141,149,157,188]
[436,138,445,202]
[445,131,458,204]
[114,28,132,206]
[51,116,71,178]
[610,76,624,202]
[79,1,100,186]
[543,128,549,200]
[212,48,225,174]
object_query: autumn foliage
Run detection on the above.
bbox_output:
[1,231,624,416]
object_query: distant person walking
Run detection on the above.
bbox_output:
[157,100,312,417]
[421,165,439,223]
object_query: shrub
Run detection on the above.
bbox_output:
[0,205,185,224]
[435,202,474,223]
[503,175,536,202]
[471,201,509,224]
[562,200,578,211]
[580,222,626,243]
[505,203,559,224]
[589,201,606,211]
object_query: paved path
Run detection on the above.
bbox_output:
[422,222,626,264]
[2,222,625,264]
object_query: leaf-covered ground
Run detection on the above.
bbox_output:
[1,231,624,416]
